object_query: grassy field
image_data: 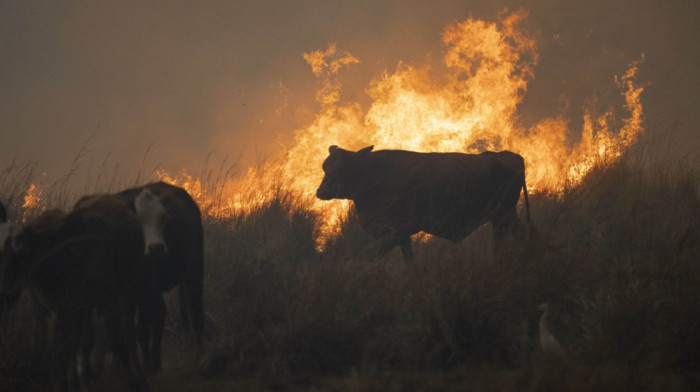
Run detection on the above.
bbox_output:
[1,147,699,391]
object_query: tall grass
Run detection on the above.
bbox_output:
[2,145,699,391]
[192,147,700,390]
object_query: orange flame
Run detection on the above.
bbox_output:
[22,184,44,222]
[160,11,645,244]
[157,166,287,219]
[303,43,360,108]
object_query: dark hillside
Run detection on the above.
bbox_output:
[1,151,699,391]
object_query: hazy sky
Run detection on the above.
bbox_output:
[2,0,699,187]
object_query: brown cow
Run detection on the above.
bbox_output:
[316,145,532,261]
[117,181,204,372]
[0,195,150,391]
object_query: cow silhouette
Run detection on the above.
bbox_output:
[317,145,532,261]
[116,181,204,372]
[0,194,155,391]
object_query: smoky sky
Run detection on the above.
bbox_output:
[2,0,699,187]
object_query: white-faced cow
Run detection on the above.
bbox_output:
[116,181,204,372]
[316,145,532,261]
[0,195,154,391]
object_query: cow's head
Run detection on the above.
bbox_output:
[317,145,374,200]
[134,189,169,256]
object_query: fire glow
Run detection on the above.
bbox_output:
[184,11,645,234]
[22,184,44,223]
[23,11,645,243]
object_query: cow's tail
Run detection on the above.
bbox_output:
[522,176,535,237]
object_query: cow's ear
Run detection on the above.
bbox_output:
[329,145,339,154]
[357,145,374,157]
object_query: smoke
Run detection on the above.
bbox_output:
[1,0,698,188]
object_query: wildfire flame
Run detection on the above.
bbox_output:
[22,11,646,246]
[177,10,644,241]
[22,183,44,222]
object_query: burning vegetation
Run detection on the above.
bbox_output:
[7,11,700,392]
[153,11,646,243]
[21,184,44,223]
[18,11,645,241]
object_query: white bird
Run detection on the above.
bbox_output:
[537,303,566,358]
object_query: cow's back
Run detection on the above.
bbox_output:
[26,196,145,312]
[355,150,524,241]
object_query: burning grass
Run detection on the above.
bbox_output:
[114,10,646,248]
[0,8,695,389]
[1,145,699,391]
[187,148,699,391]
[5,11,648,253]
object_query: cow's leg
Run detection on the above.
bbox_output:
[77,311,96,390]
[110,300,147,391]
[493,208,518,242]
[31,297,50,350]
[178,283,190,332]
[376,236,399,258]
[137,295,154,370]
[139,292,164,372]
[375,232,414,262]
[48,312,74,392]
[399,237,414,263]
[124,299,147,390]
[90,310,108,374]
[149,294,166,372]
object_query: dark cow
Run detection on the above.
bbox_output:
[0,195,151,391]
[117,181,204,372]
[316,145,532,261]
[0,203,23,325]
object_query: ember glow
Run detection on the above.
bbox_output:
[22,11,646,243]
